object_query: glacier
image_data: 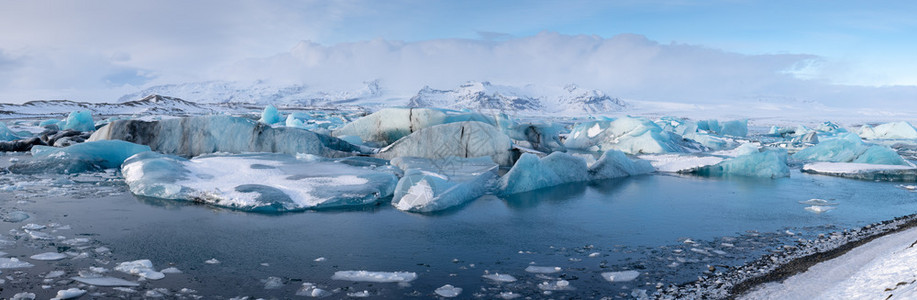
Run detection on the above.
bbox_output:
[859,121,917,140]
[792,133,909,166]
[564,116,703,154]
[376,121,515,166]
[390,156,497,213]
[498,150,653,195]
[121,152,398,212]
[89,115,369,158]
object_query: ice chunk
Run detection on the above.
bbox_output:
[802,162,917,181]
[793,133,909,165]
[331,270,417,283]
[296,282,332,297]
[263,276,283,289]
[0,122,21,141]
[565,117,702,154]
[333,108,449,147]
[160,267,182,273]
[602,270,640,282]
[53,288,86,300]
[122,152,398,211]
[62,110,95,132]
[21,223,45,230]
[30,252,68,261]
[284,114,306,128]
[31,140,151,169]
[525,266,561,274]
[89,115,367,158]
[805,205,835,214]
[588,149,656,179]
[205,258,220,264]
[859,121,917,139]
[697,119,748,137]
[434,284,462,297]
[482,273,517,282]
[71,276,140,287]
[538,279,573,291]
[259,105,283,124]
[376,121,514,166]
[114,259,165,280]
[499,151,652,195]
[11,292,36,300]
[0,257,34,268]
[391,156,497,212]
[639,154,724,173]
[698,147,789,178]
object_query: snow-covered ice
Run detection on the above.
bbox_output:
[483,273,518,282]
[114,259,165,280]
[859,121,917,140]
[376,121,514,166]
[331,270,417,283]
[391,156,497,212]
[434,284,463,297]
[564,116,703,154]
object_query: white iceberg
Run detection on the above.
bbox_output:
[114,259,165,280]
[639,154,725,173]
[793,133,909,166]
[376,121,514,166]
[390,156,497,212]
[565,116,702,155]
[601,270,641,282]
[122,152,398,211]
[859,121,917,139]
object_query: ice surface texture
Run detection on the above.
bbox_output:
[498,150,653,195]
[122,152,398,212]
[697,147,790,178]
[376,121,514,166]
[333,107,495,147]
[90,115,367,158]
[258,104,283,124]
[390,156,497,212]
[793,133,909,165]
[564,116,703,154]
[0,122,21,141]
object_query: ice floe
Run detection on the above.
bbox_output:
[602,270,641,282]
[435,284,463,297]
[53,288,86,300]
[0,257,34,268]
[331,270,418,283]
[71,276,140,287]
[483,273,518,282]
[525,266,562,274]
[30,252,68,261]
[114,259,165,280]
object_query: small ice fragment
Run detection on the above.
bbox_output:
[30,252,68,261]
[12,292,36,300]
[21,223,45,230]
[0,257,34,269]
[94,247,111,253]
[785,230,795,235]
[498,292,522,299]
[314,257,326,262]
[898,185,917,191]
[26,230,52,240]
[602,270,641,282]
[525,266,561,274]
[114,259,165,280]
[71,276,140,287]
[347,290,371,297]
[483,273,517,282]
[588,252,601,258]
[721,243,734,248]
[46,270,66,278]
[712,249,728,255]
[160,267,182,274]
[205,258,220,264]
[54,288,86,299]
[61,238,90,246]
[263,276,283,289]
[89,267,108,273]
[805,205,835,213]
[296,282,332,297]
[683,238,696,244]
[690,248,712,256]
[434,284,462,297]
[331,271,417,283]
[538,280,572,291]
[112,287,136,293]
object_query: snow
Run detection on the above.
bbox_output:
[53,288,86,300]
[408,81,625,115]
[258,104,283,124]
[859,121,917,139]
[0,257,34,268]
[601,270,641,282]
[122,152,398,211]
[377,121,514,166]
[740,226,917,300]
[524,266,562,274]
[71,276,140,287]
[29,252,68,261]
[90,115,367,158]
[330,270,417,283]
[793,133,909,166]
[114,259,165,280]
[434,284,463,297]
[62,110,95,132]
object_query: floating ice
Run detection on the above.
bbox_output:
[525,266,562,274]
[538,279,573,291]
[859,121,917,139]
[21,223,45,230]
[435,284,463,297]
[565,116,702,154]
[205,258,220,264]
[799,198,838,206]
[30,252,68,261]
[805,205,835,214]
[160,267,182,273]
[589,149,656,179]
[62,110,95,132]
[331,271,418,283]
[11,292,36,300]
[258,105,283,124]
[697,119,748,137]
[499,150,652,195]
[793,133,909,166]
[503,122,567,153]
[71,276,140,287]
[114,259,165,280]
[639,154,725,173]
[26,230,53,240]
[0,122,21,141]
[296,282,332,297]
[697,147,790,178]
[602,270,641,282]
[376,121,514,166]
[90,115,367,158]
[801,162,917,181]
[263,276,283,289]
[333,108,449,147]
[46,270,66,278]
[0,257,34,268]
[53,288,86,300]
[347,290,371,297]
[498,292,522,299]
[391,156,497,212]
[482,273,517,282]
[28,140,151,171]
[122,152,398,211]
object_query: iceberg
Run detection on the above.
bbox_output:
[498,150,652,195]
[859,121,917,139]
[502,123,567,153]
[793,133,909,166]
[697,119,748,137]
[333,108,495,147]
[0,122,20,141]
[565,116,702,155]
[89,115,368,158]
[390,156,497,212]
[8,140,150,174]
[258,105,283,124]
[638,154,725,173]
[656,117,736,150]
[62,110,95,132]
[376,121,514,166]
[802,162,917,181]
[697,147,790,178]
[121,152,398,212]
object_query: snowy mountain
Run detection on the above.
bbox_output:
[118,80,384,106]
[0,95,214,117]
[408,81,625,115]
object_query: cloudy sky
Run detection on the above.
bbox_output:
[0,0,915,104]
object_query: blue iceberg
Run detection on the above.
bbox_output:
[390,156,497,212]
[498,150,653,195]
[859,121,917,140]
[793,133,909,166]
[258,105,283,125]
[62,111,95,132]
[565,116,702,154]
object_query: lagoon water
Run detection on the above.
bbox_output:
[1,157,915,298]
